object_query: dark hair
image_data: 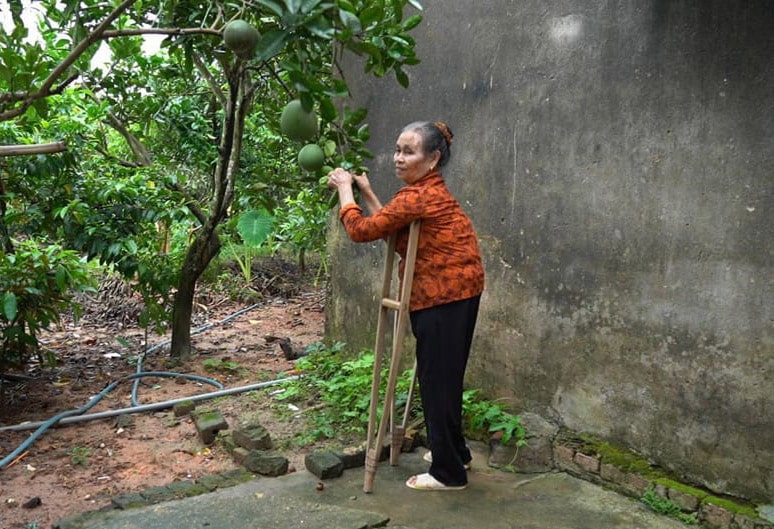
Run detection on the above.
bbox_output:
[402,121,454,168]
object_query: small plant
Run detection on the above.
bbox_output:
[202,358,241,373]
[641,487,698,524]
[227,209,274,285]
[274,342,418,446]
[69,446,91,466]
[462,389,527,447]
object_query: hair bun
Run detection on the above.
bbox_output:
[434,122,454,145]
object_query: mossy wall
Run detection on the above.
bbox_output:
[326,0,774,503]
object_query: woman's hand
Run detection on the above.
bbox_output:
[353,172,372,192]
[327,167,354,189]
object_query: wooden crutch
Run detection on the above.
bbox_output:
[363,220,421,493]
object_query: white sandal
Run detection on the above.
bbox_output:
[423,450,471,470]
[406,472,467,491]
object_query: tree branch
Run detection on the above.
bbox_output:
[0,142,67,157]
[104,111,152,166]
[100,27,221,39]
[169,182,208,225]
[0,0,222,123]
[192,52,226,108]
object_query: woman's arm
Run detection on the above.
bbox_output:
[353,173,382,214]
[327,168,356,207]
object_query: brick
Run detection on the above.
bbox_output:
[623,473,651,496]
[304,450,344,480]
[232,447,249,465]
[701,503,735,529]
[731,514,759,529]
[233,423,273,451]
[553,444,576,471]
[173,400,196,417]
[111,492,148,510]
[667,488,700,512]
[573,452,601,473]
[193,411,229,445]
[600,463,626,485]
[333,446,366,470]
[242,450,289,477]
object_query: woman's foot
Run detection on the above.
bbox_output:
[423,450,471,470]
[405,472,467,491]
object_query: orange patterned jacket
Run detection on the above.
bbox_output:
[339,172,485,312]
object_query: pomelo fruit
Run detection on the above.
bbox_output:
[223,19,259,59]
[298,144,325,172]
[280,100,319,142]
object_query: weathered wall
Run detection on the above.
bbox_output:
[326,1,773,502]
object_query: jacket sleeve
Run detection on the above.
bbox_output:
[339,188,422,242]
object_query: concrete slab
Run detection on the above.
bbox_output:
[56,442,688,529]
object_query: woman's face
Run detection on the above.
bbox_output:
[394,130,439,184]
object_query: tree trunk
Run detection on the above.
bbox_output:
[168,223,221,358]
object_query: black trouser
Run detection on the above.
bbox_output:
[410,295,480,486]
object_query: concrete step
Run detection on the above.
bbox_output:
[56,489,393,529]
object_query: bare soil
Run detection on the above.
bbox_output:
[0,259,330,529]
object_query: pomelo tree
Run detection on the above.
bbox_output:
[1,0,423,360]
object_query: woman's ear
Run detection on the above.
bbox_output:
[430,150,441,169]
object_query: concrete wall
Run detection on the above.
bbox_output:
[325,0,773,502]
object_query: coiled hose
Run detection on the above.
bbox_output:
[0,302,297,470]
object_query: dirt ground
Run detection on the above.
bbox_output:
[0,259,331,529]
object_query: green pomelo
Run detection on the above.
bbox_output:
[280,100,319,141]
[298,144,325,172]
[223,20,259,58]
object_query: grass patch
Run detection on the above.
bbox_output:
[641,487,698,524]
[653,478,708,500]
[702,495,760,519]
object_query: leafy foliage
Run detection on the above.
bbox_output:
[462,389,527,447]
[641,487,699,524]
[227,208,275,284]
[0,239,96,373]
[0,0,425,361]
[270,344,527,450]
[274,342,419,445]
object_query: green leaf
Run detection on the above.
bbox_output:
[256,30,288,62]
[323,140,337,157]
[284,0,302,14]
[237,209,275,247]
[395,67,409,88]
[256,0,285,16]
[339,9,362,33]
[319,97,337,121]
[300,0,325,13]
[304,16,335,39]
[402,14,422,31]
[2,292,18,321]
[357,124,370,141]
[360,6,382,28]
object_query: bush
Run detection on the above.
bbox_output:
[0,239,96,373]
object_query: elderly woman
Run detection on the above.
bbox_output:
[328,121,485,491]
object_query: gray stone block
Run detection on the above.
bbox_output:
[173,400,196,417]
[305,450,344,479]
[333,446,366,470]
[242,450,289,477]
[233,423,273,450]
[193,411,229,445]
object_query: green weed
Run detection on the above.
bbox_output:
[202,358,241,373]
[641,487,698,524]
[274,342,418,446]
[69,446,91,466]
[462,389,527,447]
